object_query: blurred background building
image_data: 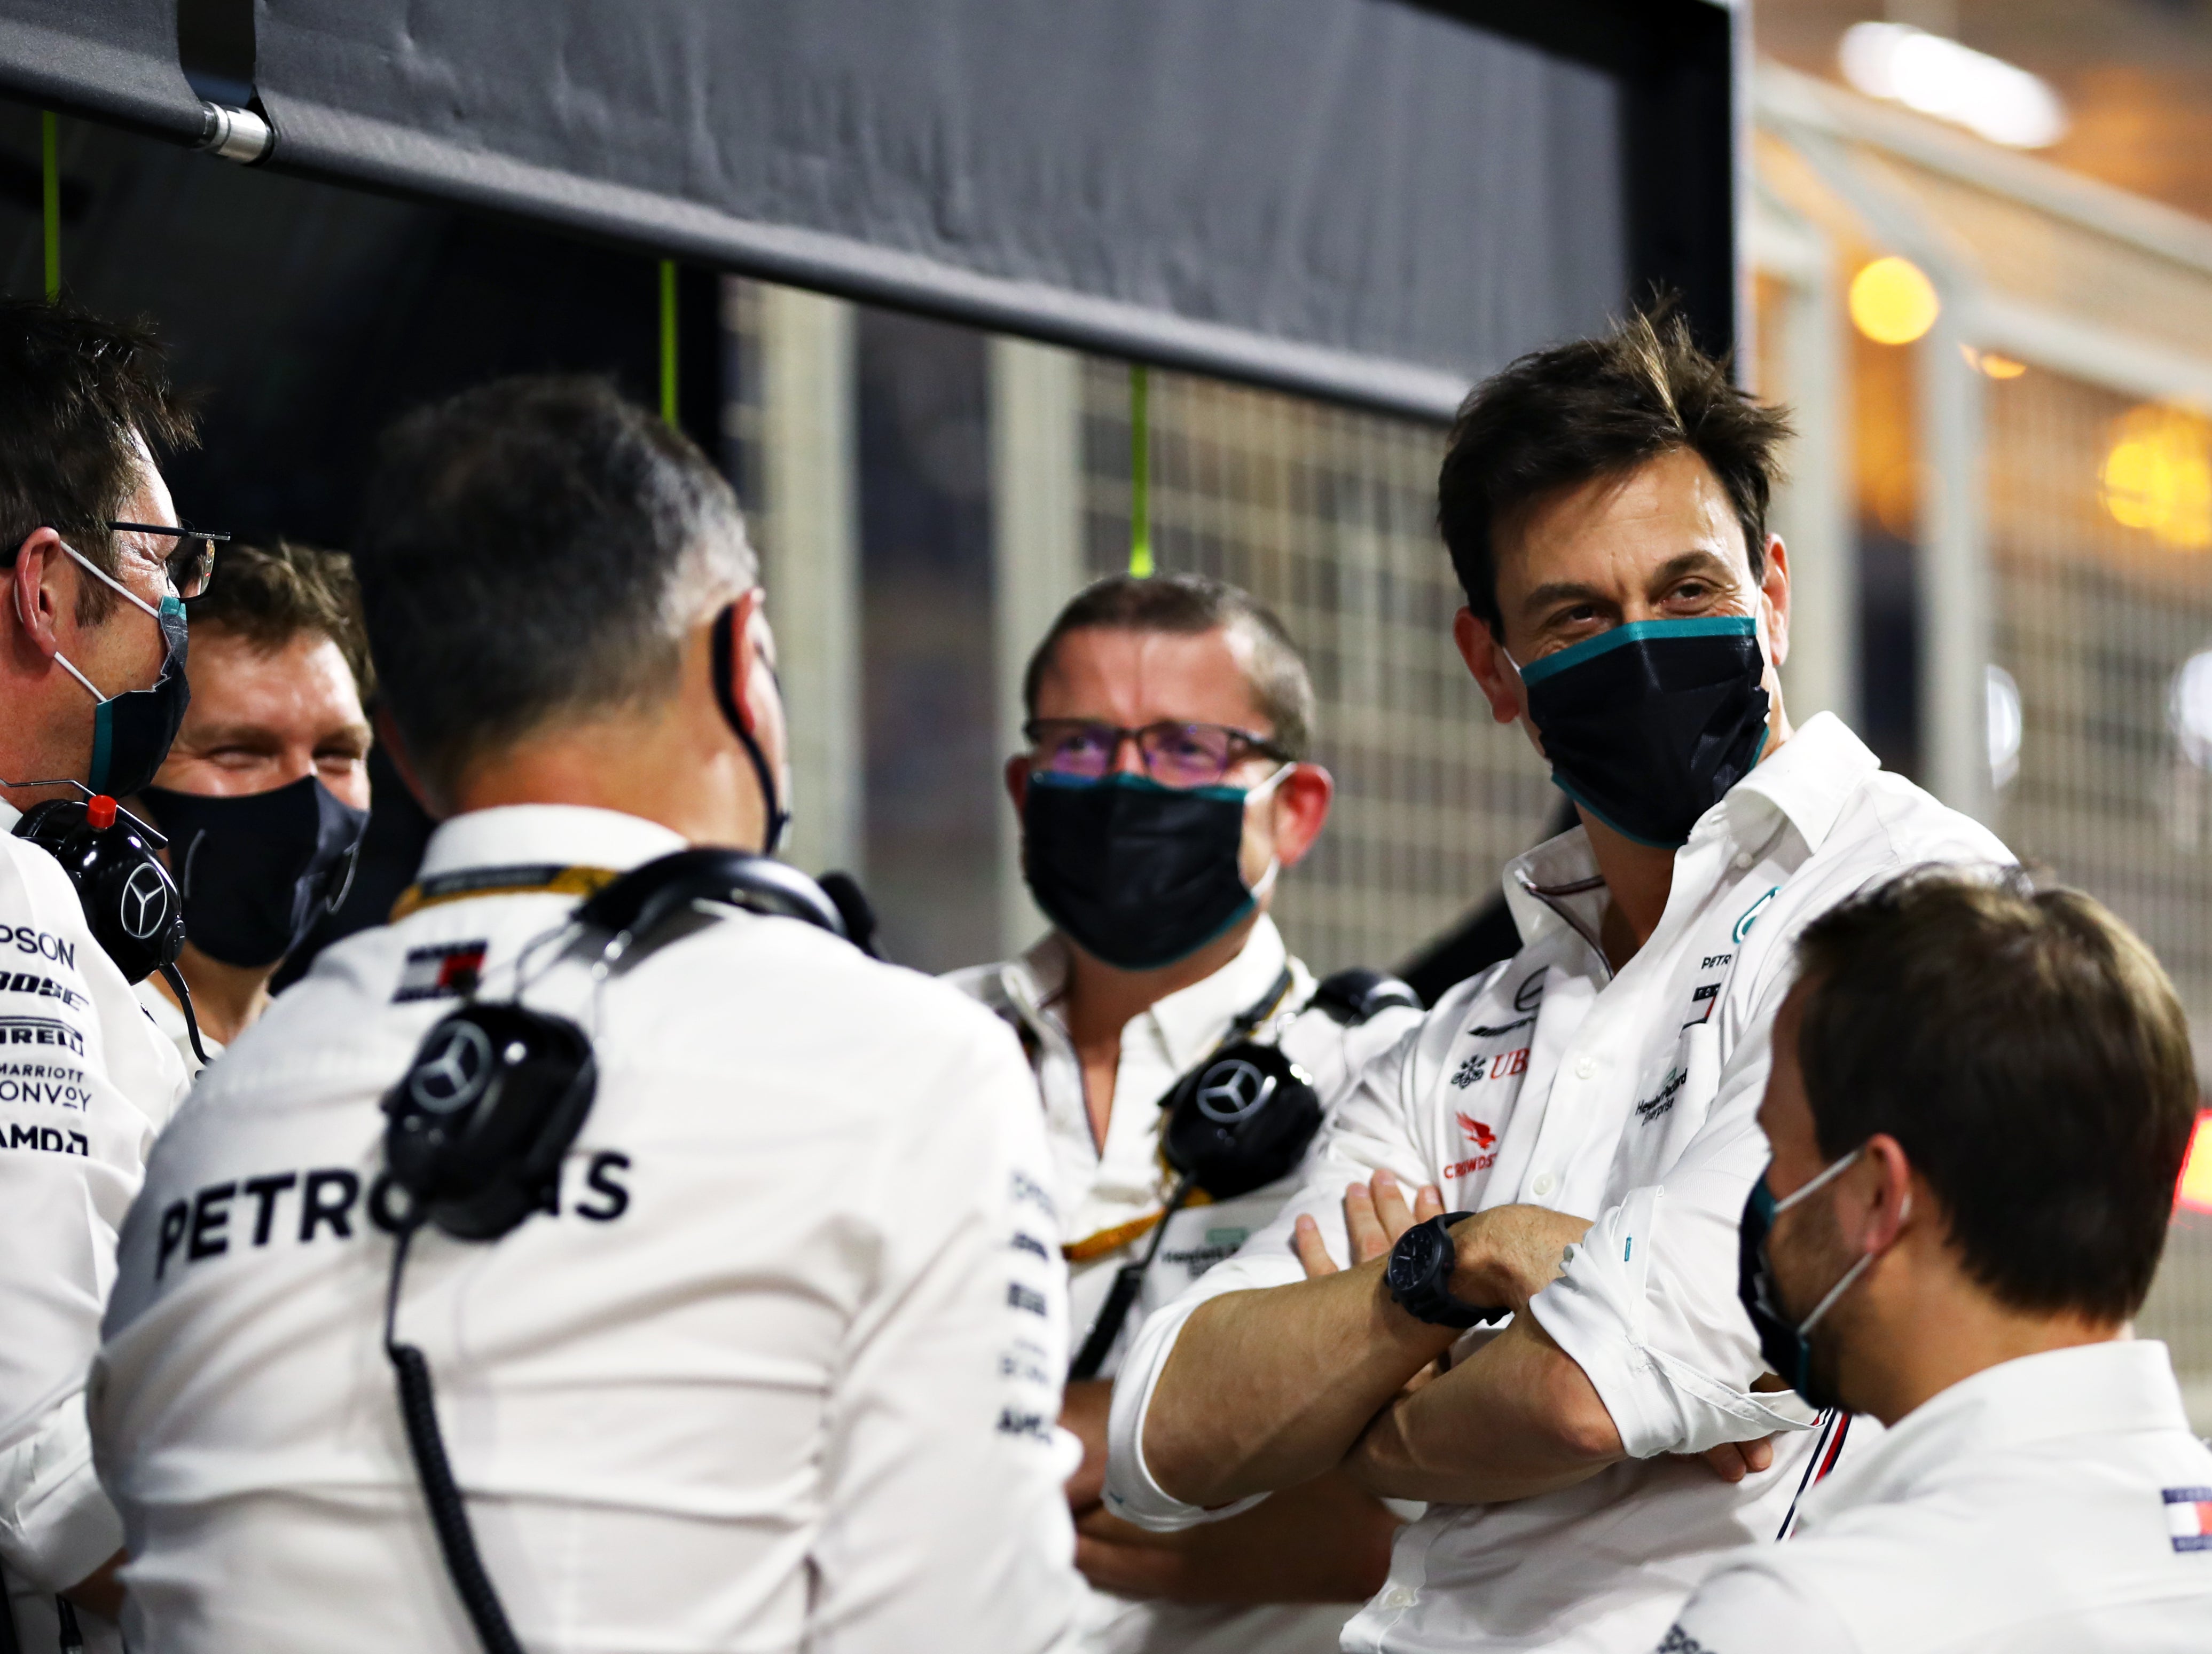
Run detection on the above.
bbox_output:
[2,0,2208,1415]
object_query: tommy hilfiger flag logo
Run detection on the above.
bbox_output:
[394,941,488,1003]
[2164,1487,2212,1552]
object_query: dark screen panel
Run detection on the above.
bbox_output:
[250,0,1634,416]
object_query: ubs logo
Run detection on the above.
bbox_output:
[1194,1057,1277,1124]
[119,862,172,941]
[407,1020,493,1114]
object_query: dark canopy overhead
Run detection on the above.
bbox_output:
[0,0,1737,419]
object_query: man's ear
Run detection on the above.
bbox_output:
[371,704,445,821]
[1856,1132,1917,1255]
[7,529,69,659]
[1267,763,1333,870]
[1453,608,1523,728]
[1003,752,1030,816]
[717,588,766,735]
[1758,533,1791,671]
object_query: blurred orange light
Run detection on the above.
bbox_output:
[2179,1110,2212,1214]
[2101,405,2212,551]
[1850,257,1939,346]
[1959,345,2026,380]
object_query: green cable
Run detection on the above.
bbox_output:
[42,111,59,300]
[1129,364,1152,577]
[659,259,678,428]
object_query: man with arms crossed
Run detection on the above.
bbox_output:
[953,572,1420,1654]
[134,540,374,1069]
[90,378,1078,1653]
[1105,314,2010,1651]
[0,301,198,1654]
[1666,869,2212,1650]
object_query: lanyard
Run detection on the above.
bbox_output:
[390,863,624,921]
[1057,964,1297,1263]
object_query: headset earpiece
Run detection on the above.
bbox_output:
[1158,1041,1322,1200]
[382,1002,598,1241]
[575,848,846,949]
[14,793,185,985]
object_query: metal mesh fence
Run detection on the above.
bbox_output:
[1984,364,2212,1419]
[1074,359,1557,976]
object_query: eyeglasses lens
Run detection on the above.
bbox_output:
[1036,724,1118,779]
[169,537,213,600]
[1139,725,1235,786]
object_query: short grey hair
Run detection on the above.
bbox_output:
[1021,572,1317,758]
[352,375,756,798]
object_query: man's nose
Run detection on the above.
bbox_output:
[1110,731,1147,777]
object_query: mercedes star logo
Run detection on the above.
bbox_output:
[118,862,171,941]
[1195,1057,1277,1125]
[409,1021,495,1115]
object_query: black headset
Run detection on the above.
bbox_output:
[9,783,210,1063]
[1066,966,1419,1382]
[378,848,849,1654]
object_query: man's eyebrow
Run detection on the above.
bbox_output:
[1645,548,1739,588]
[181,722,284,747]
[1518,580,1613,620]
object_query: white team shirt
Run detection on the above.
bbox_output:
[1661,1340,2212,1653]
[0,802,191,1654]
[1106,715,2012,1653]
[91,804,1081,1654]
[950,918,1421,1654]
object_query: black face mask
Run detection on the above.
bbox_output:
[54,544,192,798]
[1022,771,1280,971]
[1517,616,1770,849]
[139,776,371,968]
[1737,1148,1879,1414]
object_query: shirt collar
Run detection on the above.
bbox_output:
[1144,915,1292,1071]
[1502,826,1605,956]
[1725,712,1881,854]
[997,915,1293,1073]
[416,804,691,882]
[0,797,19,833]
[1497,713,1883,953]
[1806,1340,2192,1522]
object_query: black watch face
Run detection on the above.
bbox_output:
[1387,1218,1447,1299]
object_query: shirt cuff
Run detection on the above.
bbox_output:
[0,1395,122,1592]
[1101,1289,1268,1533]
[1531,1186,1817,1459]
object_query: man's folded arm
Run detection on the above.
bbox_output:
[1532,1021,1819,1462]
[1105,1039,1453,1526]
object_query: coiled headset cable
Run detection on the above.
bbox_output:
[382,1219,524,1654]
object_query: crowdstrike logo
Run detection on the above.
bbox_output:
[1455,1112,1497,1149]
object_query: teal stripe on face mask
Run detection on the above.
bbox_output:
[1518,615,1758,688]
[1028,770,1250,805]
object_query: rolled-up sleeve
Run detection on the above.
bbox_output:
[1530,994,1817,1458]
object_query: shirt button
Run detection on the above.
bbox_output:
[1532,1171,1557,1198]
[1381,1585,1418,1610]
[1732,851,1754,870]
[1573,1054,1598,1080]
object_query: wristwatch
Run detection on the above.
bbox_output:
[1384,1211,1505,1328]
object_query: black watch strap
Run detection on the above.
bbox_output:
[1385,1210,1503,1328]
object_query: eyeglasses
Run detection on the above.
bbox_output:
[110,522,228,601]
[1024,719,1293,788]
